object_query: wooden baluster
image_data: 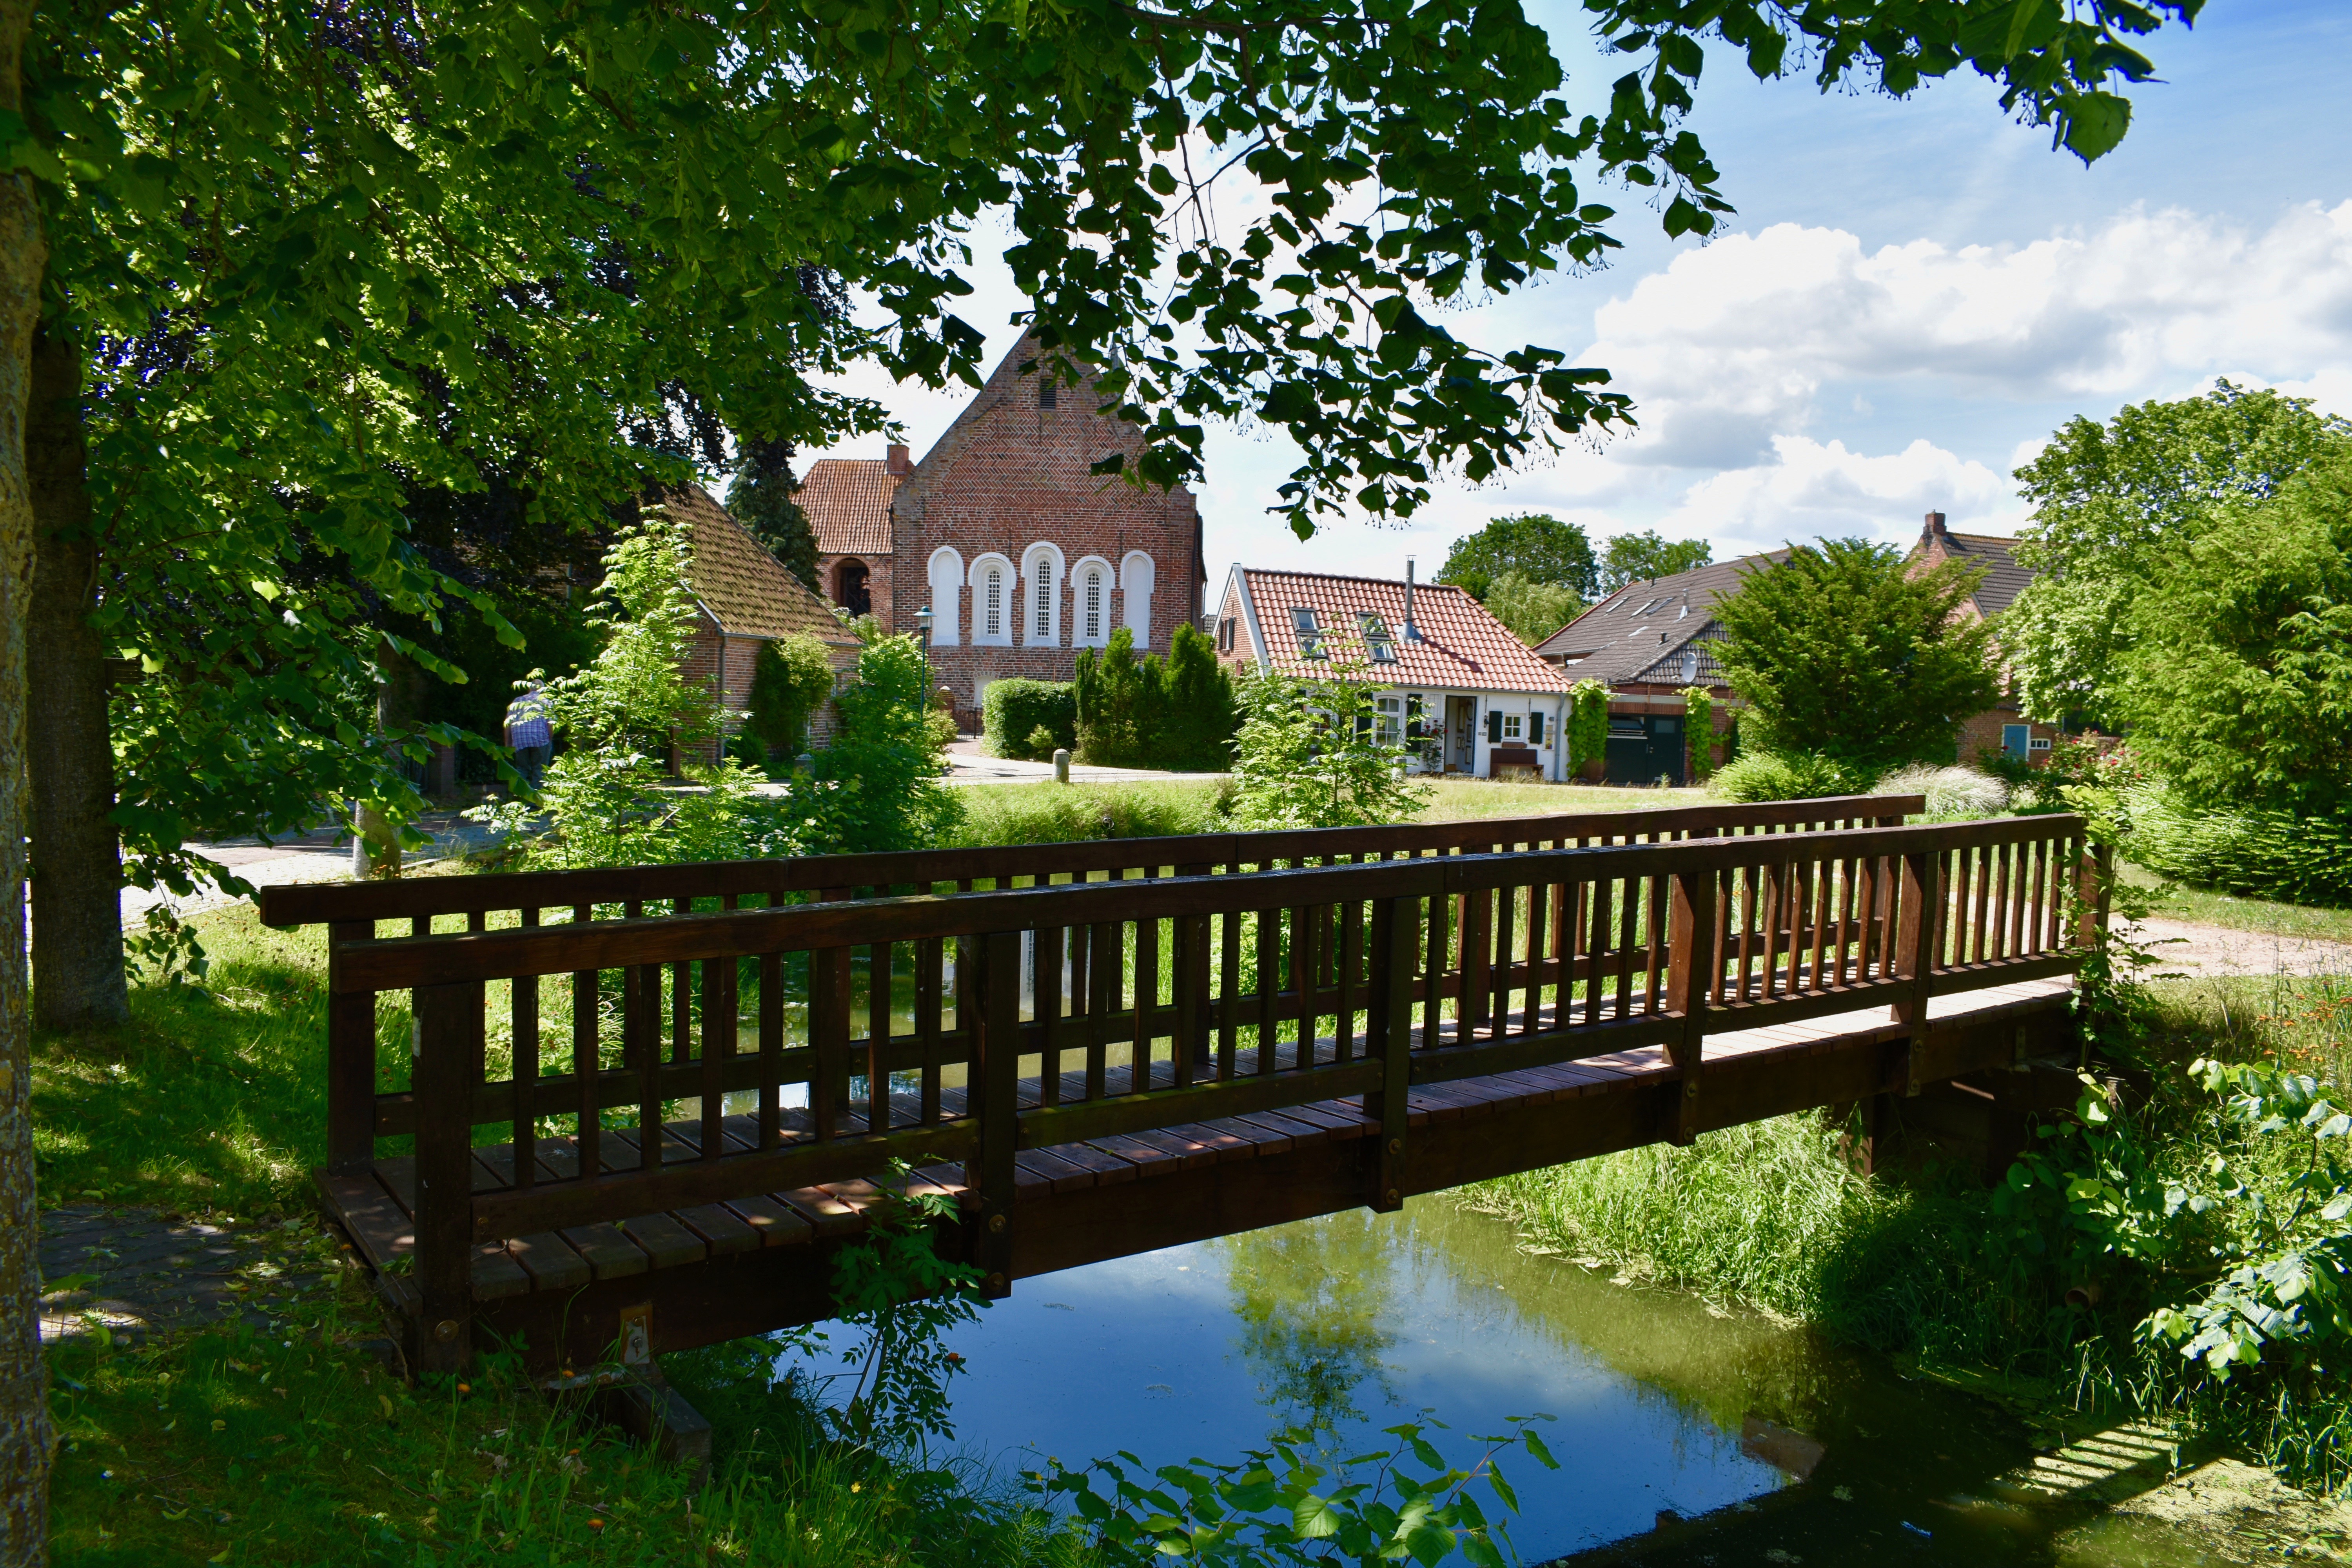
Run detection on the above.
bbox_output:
[1255,905,1281,1074]
[1363,893,1417,1212]
[1758,861,1785,1000]
[1289,901,1316,1069]
[413,979,483,1375]
[511,909,539,1188]
[1732,865,1759,1002]
[1038,926,1066,1106]
[1855,857,1881,982]
[1614,875,1641,1020]
[1785,860,1811,996]
[1087,919,1115,1099]
[1831,858,1855,987]
[1892,849,1942,1100]
[1548,875,1570,1026]
[1132,913,1161,1093]
[573,904,599,1184]
[1643,873,1668,1014]
[915,937,944,1124]
[1217,901,1241,1078]
[1665,870,1714,1147]
[970,927,1022,1297]
[326,919,377,1174]
[1806,860,1831,995]
[1519,879,1547,1035]
[1337,897,1365,1063]
[810,946,850,1142]
[2012,838,2034,957]
[1174,911,1209,1086]
[1421,887,1452,1051]
[671,898,692,1065]
[867,940,893,1134]
[1969,843,1993,965]
[759,951,783,1149]
[1460,884,1491,1044]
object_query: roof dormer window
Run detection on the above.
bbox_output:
[1358,612,1397,663]
[1290,606,1325,659]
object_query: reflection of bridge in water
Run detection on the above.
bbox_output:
[259,795,2098,1379]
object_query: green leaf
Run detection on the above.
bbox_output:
[2059,92,2132,165]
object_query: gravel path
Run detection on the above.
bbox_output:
[2123,915,2352,981]
[37,1205,340,1348]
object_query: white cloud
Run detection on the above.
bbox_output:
[1658,437,2024,554]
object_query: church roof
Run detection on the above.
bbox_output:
[792,458,899,556]
[1230,568,1569,695]
[660,485,859,643]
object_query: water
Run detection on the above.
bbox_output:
[786,1199,2262,1566]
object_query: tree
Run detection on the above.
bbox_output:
[1713,539,2000,771]
[2112,458,2352,818]
[1435,514,1596,601]
[745,633,840,758]
[732,438,824,593]
[813,637,964,855]
[0,0,2203,1548]
[1599,530,1713,592]
[1483,571,1586,645]
[1073,624,1237,771]
[2008,381,2352,726]
[1229,662,1431,830]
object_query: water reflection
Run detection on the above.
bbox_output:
[1222,1210,1399,1431]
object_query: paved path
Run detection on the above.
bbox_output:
[2124,915,2352,980]
[940,737,1223,787]
[37,1205,337,1347]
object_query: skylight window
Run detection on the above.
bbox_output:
[1358,612,1397,663]
[1290,606,1325,659]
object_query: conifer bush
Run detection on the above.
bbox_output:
[1073,624,1237,771]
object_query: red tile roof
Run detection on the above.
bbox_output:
[792,458,898,555]
[1234,569,1569,695]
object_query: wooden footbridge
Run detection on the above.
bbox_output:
[258,796,2101,1377]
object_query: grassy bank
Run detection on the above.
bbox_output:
[1473,971,2352,1494]
[47,1230,1091,1566]
[2118,858,2352,945]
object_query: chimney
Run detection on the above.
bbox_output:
[1923,509,1949,545]
[1403,557,1422,642]
[886,443,912,477]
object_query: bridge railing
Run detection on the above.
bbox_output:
[322,809,2092,1370]
[260,794,1922,1173]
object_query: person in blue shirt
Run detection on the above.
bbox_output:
[503,682,553,791]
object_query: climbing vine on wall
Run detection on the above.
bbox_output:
[1681,686,1716,782]
[1568,679,1611,775]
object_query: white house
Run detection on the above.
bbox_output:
[1212,566,1574,779]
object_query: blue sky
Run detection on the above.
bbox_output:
[799,2,2352,583]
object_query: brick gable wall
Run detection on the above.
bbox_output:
[890,338,1204,729]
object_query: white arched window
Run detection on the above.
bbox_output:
[1071,555,1113,648]
[1120,551,1156,648]
[926,547,964,647]
[1020,542,1064,647]
[969,553,1015,646]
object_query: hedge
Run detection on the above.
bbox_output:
[982,679,1077,761]
[2122,782,2352,907]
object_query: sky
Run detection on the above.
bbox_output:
[792,1,2352,585]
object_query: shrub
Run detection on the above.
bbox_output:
[744,632,838,759]
[1871,762,2009,818]
[947,780,1234,848]
[981,678,1076,760]
[1710,749,1868,803]
[2121,780,2352,907]
[1073,624,1237,771]
[1228,662,1430,830]
[813,635,965,854]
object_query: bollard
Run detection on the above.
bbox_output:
[796,753,814,775]
[1053,748,1071,784]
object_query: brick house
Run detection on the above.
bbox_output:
[797,445,909,622]
[1906,511,2062,764]
[1215,565,1572,779]
[1531,554,1771,785]
[1530,511,2058,780]
[797,336,1207,731]
[664,485,862,764]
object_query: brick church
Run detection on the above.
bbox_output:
[793,337,1207,729]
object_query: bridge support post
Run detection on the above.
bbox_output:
[968,929,1022,1297]
[412,979,481,1378]
[325,921,377,1173]
[1363,894,1417,1211]
[1664,869,1715,1145]
[1893,850,1943,1098]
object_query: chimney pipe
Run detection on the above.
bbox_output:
[1924,509,1947,537]
[1403,557,1422,641]
[887,443,912,476]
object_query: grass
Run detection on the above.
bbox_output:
[1471,967,2352,1495]
[46,1222,1094,1566]
[2118,858,2352,945]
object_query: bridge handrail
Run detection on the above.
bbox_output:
[258,793,1924,928]
[363,811,2099,1371]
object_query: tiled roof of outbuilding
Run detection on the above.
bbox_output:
[792,458,898,555]
[659,485,860,644]
[1532,552,1785,687]
[1234,569,1568,695]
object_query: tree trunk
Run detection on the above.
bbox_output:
[0,0,51,1558]
[27,329,125,1029]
